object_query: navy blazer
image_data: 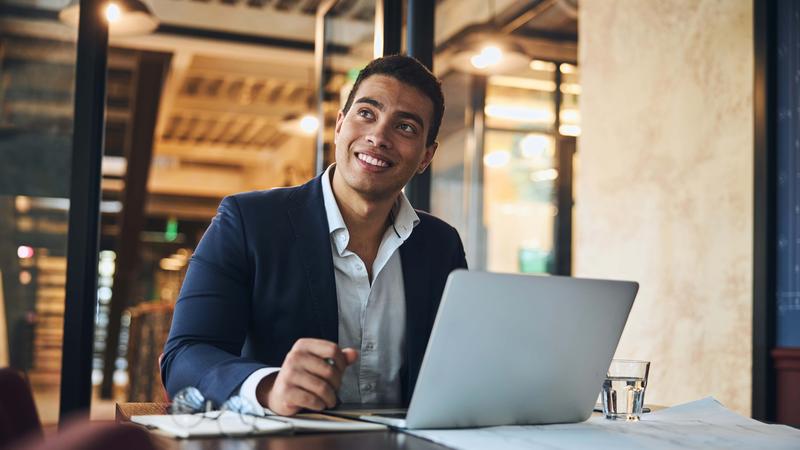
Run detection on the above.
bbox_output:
[161,175,467,406]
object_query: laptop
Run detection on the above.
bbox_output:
[332,270,638,429]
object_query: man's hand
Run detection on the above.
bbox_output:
[256,338,358,416]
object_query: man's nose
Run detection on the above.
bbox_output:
[365,121,392,149]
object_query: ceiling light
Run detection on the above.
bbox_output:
[105,3,121,22]
[470,46,503,69]
[447,24,530,75]
[59,0,159,36]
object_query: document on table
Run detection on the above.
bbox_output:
[263,412,388,433]
[405,397,800,450]
[132,411,292,438]
[132,410,386,438]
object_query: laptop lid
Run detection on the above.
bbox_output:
[403,270,638,429]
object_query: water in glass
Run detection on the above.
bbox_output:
[602,375,645,421]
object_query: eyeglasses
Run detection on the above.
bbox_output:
[169,386,264,436]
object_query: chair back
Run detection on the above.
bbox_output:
[0,368,42,446]
[126,302,173,402]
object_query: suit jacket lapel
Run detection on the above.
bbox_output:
[400,225,431,403]
[287,176,339,343]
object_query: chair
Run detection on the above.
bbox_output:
[9,421,156,450]
[0,367,157,450]
[0,367,42,446]
[126,302,173,402]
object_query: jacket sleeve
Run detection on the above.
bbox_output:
[160,195,268,405]
[451,226,468,272]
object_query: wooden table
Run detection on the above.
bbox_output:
[116,403,450,449]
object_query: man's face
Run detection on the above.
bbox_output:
[333,75,437,201]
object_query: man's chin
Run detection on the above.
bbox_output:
[348,179,403,202]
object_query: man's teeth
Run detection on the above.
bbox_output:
[358,153,389,168]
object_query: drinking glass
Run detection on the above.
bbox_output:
[601,359,650,421]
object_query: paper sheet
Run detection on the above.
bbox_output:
[132,411,292,438]
[132,410,387,438]
[264,412,388,432]
[405,398,800,450]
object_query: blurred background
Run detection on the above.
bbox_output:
[0,0,795,430]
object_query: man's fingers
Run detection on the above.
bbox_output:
[294,338,339,359]
[284,383,332,411]
[294,338,347,373]
[342,348,359,366]
[286,371,337,409]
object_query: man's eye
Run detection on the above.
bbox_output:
[357,109,374,119]
[398,123,416,134]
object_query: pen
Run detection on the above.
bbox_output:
[324,357,342,408]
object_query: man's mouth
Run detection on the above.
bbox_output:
[356,152,392,168]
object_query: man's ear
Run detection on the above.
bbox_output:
[418,141,438,174]
[334,110,345,139]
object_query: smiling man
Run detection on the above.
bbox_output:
[161,55,467,416]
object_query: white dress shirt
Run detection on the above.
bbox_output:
[239,164,419,409]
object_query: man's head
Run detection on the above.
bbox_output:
[341,55,444,147]
[332,55,445,203]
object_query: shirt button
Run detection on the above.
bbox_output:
[364,342,374,351]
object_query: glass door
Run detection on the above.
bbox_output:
[0,12,78,425]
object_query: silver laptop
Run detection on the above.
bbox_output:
[340,270,638,429]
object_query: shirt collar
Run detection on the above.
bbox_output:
[320,164,419,255]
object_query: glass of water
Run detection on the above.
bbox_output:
[601,359,650,421]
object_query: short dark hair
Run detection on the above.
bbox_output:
[341,54,444,146]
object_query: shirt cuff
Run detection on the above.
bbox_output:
[238,367,281,416]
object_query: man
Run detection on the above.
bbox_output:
[161,55,467,416]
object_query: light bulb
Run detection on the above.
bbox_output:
[105,3,121,23]
[470,46,503,69]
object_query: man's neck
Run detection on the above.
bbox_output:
[330,168,396,249]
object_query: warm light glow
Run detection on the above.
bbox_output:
[559,124,582,136]
[105,3,122,23]
[490,75,556,92]
[529,59,557,72]
[299,115,319,134]
[560,109,580,123]
[19,270,32,285]
[160,257,183,271]
[470,46,503,69]
[485,104,553,123]
[17,245,34,259]
[520,134,550,159]
[559,63,577,74]
[483,150,511,168]
[530,168,559,182]
[15,196,31,213]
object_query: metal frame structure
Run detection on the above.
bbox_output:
[403,0,435,211]
[59,0,108,421]
[752,0,777,422]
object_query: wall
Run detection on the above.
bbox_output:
[576,0,753,414]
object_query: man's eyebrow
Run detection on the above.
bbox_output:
[396,111,425,129]
[354,96,425,129]
[355,97,384,110]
